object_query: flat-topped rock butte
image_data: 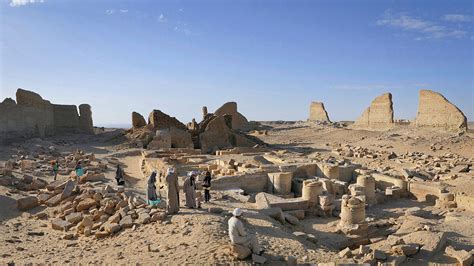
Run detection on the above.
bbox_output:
[0,88,473,265]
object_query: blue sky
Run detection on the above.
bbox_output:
[1,0,473,126]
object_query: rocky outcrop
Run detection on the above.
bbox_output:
[214,102,249,131]
[308,102,330,122]
[132,112,147,129]
[0,88,94,142]
[148,110,187,131]
[415,90,467,132]
[351,93,394,131]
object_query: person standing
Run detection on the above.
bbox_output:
[147,170,158,204]
[165,167,180,214]
[75,162,84,179]
[183,171,197,208]
[52,161,59,181]
[228,208,263,255]
[202,171,212,203]
[115,165,125,186]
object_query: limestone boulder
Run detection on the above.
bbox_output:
[17,196,39,211]
[351,93,394,131]
[309,101,330,122]
[415,90,467,132]
[132,112,146,129]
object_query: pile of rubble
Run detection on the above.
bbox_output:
[0,149,109,191]
[17,178,167,239]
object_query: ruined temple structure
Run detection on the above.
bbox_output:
[213,102,250,131]
[350,93,394,131]
[0,88,94,142]
[127,101,263,153]
[415,90,468,132]
[308,101,330,122]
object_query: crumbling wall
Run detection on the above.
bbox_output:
[214,102,249,131]
[350,93,394,131]
[414,90,467,132]
[308,101,330,122]
[0,88,94,142]
[148,109,187,131]
[52,104,81,133]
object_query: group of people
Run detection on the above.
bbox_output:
[146,168,213,214]
[146,168,263,256]
[51,161,85,181]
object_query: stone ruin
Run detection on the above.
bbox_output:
[0,88,94,142]
[350,93,394,131]
[127,101,263,153]
[344,90,468,132]
[308,101,330,122]
[213,102,250,131]
[415,89,468,133]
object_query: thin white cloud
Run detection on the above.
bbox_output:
[119,9,128,13]
[442,14,472,22]
[377,12,467,40]
[105,9,115,15]
[9,0,44,7]
[158,14,167,23]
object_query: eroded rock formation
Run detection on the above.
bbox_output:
[309,101,330,122]
[0,88,94,142]
[415,90,467,132]
[351,93,394,130]
[214,102,249,131]
[148,110,187,131]
[131,112,146,129]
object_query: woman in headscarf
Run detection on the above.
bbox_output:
[147,170,158,204]
[115,165,125,186]
[183,171,197,208]
[165,167,180,214]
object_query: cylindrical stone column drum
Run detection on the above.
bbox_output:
[356,175,376,204]
[268,172,293,194]
[340,195,365,225]
[302,180,323,207]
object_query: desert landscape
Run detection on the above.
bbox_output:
[0,87,473,265]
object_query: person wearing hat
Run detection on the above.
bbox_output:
[165,167,180,214]
[183,171,198,208]
[228,208,263,255]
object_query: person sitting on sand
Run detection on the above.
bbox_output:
[228,208,263,255]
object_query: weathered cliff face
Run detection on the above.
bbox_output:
[415,90,467,132]
[350,93,394,131]
[308,101,330,122]
[0,88,94,142]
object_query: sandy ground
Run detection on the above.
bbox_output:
[1,122,473,264]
